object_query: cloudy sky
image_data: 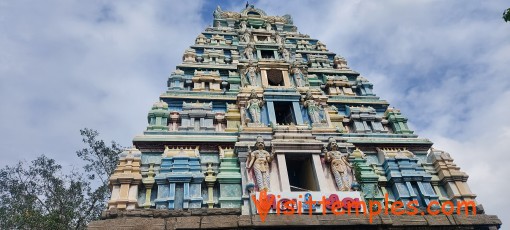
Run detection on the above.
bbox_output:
[1,0,508,224]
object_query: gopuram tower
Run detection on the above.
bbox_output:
[89,4,502,229]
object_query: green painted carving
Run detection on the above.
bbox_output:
[384,108,414,134]
[349,148,383,203]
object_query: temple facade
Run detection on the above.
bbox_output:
[91,4,501,229]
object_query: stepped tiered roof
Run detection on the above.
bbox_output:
[90,4,501,229]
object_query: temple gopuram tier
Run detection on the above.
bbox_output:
[89,5,502,230]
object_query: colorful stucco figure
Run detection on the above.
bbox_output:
[246,90,263,124]
[244,63,259,86]
[246,136,273,191]
[303,90,322,124]
[324,137,354,191]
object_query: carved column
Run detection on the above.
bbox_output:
[204,163,217,208]
[217,146,242,208]
[225,104,241,132]
[142,163,155,208]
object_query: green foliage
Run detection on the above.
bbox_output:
[0,128,122,229]
[352,162,362,183]
[504,8,510,22]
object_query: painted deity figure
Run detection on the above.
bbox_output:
[213,6,222,19]
[280,47,290,62]
[247,136,274,191]
[243,43,254,60]
[265,22,272,31]
[240,20,247,31]
[303,91,323,124]
[243,63,259,86]
[324,138,354,191]
[291,66,305,86]
[275,33,284,45]
[246,90,263,124]
[241,31,251,43]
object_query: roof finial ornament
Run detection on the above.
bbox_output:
[245,2,249,8]
[213,5,222,19]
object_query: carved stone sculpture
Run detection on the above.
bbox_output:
[275,33,284,45]
[246,136,274,191]
[280,46,290,62]
[243,43,254,60]
[239,20,247,31]
[245,90,263,124]
[243,63,259,86]
[265,22,272,31]
[213,6,222,19]
[324,138,354,191]
[291,66,305,86]
[241,31,251,43]
[303,91,323,124]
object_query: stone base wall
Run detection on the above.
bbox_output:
[88,209,502,229]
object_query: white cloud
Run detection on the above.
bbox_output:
[0,0,205,166]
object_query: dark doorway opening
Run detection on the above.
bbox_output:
[286,156,319,191]
[261,50,275,59]
[274,102,295,125]
[267,69,284,86]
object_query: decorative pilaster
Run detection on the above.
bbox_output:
[349,148,383,203]
[217,146,242,208]
[422,154,450,205]
[325,105,345,132]
[225,104,241,132]
[142,163,155,209]
[204,163,217,208]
